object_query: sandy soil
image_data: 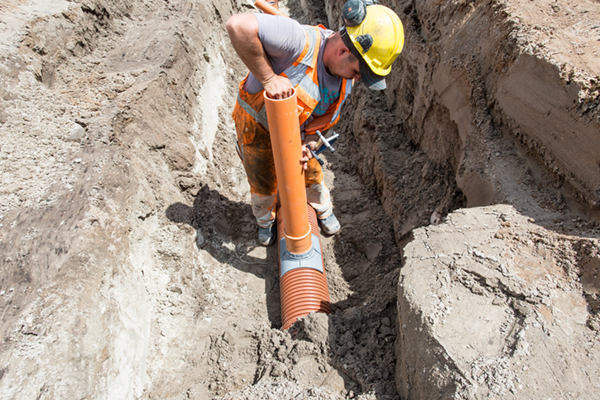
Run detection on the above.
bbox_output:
[0,0,598,399]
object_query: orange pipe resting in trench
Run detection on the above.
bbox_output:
[263,90,331,330]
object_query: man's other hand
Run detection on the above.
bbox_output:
[300,141,317,170]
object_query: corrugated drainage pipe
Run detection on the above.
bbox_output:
[263,89,331,330]
[278,205,331,330]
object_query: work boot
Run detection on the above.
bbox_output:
[258,224,277,246]
[319,213,341,235]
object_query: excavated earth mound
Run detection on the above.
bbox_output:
[0,0,598,399]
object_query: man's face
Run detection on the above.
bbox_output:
[330,51,362,81]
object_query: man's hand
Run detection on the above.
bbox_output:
[263,75,294,100]
[300,141,318,170]
[227,14,291,98]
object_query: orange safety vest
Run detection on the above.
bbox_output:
[233,25,353,138]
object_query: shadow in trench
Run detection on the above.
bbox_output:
[165,184,282,328]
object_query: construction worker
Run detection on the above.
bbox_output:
[226,0,404,245]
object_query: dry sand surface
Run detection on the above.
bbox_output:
[0,0,598,399]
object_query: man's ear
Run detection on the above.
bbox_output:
[338,45,350,57]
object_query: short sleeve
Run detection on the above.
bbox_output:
[256,14,306,74]
[243,14,307,93]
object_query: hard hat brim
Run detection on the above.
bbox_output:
[359,61,386,90]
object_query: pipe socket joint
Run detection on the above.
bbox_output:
[279,234,323,277]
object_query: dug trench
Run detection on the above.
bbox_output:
[0,0,599,399]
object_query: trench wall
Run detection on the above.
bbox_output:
[316,0,600,398]
[327,0,600,216]
[0,0,244,397]
[1,0,598,397]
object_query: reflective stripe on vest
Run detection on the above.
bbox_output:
[331,79,353,123]
[237,93,269,130]
[282,26,321,110]
[298,26,318,67]
[284,62,321,103]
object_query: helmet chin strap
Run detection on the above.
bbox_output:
[340,26,364,62]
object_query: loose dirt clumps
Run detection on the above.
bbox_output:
[400,205,600,399]
[0,0,599,399]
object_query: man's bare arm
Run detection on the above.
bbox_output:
[225,14,294,99]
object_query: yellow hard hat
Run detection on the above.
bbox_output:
[341,4,404,90]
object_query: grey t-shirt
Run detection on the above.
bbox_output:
[243,14,343,117]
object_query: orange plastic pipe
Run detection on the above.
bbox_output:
[253,0,288,17]
[264,89,312,254]
[279,205,331,330]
